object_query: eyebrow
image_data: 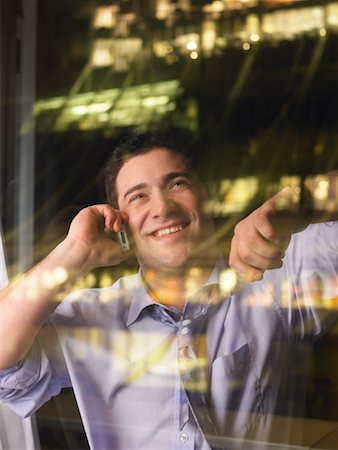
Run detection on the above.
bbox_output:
[123,183,147,200]
[123,172,192,200]
[163,171,192,183]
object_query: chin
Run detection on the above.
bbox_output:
[138,243,206,272]
[139,255,189,274]
[160,253,199,273]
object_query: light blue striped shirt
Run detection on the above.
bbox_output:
[1,222,338,449]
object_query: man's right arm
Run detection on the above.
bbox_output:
[0,204,130,370]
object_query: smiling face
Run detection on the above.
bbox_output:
[116,148,215,275]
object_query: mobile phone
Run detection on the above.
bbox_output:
[117,224,130,252]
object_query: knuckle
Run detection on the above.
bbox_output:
[245,232,260,248]
[256,218,275,241]
[261,247,279,259]
[239,246,252,263]
[239,269,263,283]
[251,270,264,282]
[233,220,245,235]
[228,253,237,269]
[274,259,284,269]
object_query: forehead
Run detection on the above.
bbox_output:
[116,147,189,190]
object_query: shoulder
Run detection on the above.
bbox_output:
[247,222,338,338]
[287,221,338,265]
[49,272,139,326]
[267,221,338,309]
[259,221,338,303]
[292,221,338,243]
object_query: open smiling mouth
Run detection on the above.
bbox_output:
[152,224,188,238]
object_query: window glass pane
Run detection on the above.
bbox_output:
[1,1,338,449]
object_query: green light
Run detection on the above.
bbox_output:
[35,80,182,132]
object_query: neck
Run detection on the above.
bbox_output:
[141,256,219,310]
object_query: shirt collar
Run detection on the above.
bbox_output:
[188,257,225,295]
[126,271,158,327]
[126,258,226,327]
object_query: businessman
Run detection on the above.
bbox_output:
[0,128,337,449]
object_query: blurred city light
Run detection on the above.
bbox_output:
[220,268,238,294]
[34,81,182,131]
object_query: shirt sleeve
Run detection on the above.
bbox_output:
[0,322,71,418]
[265,221,338,340]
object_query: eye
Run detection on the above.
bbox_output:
[170,179,190,190]
[129,193,146,203]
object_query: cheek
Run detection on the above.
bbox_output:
[127,218,139,238]
[184,196,203,220]
[126,210,146,237]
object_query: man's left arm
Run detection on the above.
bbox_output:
[228,170,338,280]
[229,187,311,281]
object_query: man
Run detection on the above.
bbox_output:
[0,128,337,449]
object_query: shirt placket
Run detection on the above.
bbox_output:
[177,298,227,450]
[146,305,195,449]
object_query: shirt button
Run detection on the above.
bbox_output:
[181,327,190,335]
[180,433,189,443]
[182,319,192,326]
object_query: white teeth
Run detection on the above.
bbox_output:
[155,224,184,237]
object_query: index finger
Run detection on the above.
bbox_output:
[256,187,310,242]
[102,208,129,233]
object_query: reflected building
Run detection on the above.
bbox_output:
[35,0,338,227]
[37,0,338,129]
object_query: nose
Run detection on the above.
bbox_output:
[150,190,177,218]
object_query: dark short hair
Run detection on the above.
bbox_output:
[104,126,197,207]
